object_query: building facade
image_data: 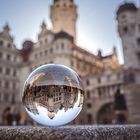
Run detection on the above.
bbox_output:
[0,24,22,123]
[0,1,140,124]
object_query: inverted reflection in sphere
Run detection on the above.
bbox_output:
[22,64,84,126]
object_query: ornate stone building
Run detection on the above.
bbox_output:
[0,0,140,125]
[19,0,120,124]
[116,2,140,124]
[0,24,22,123]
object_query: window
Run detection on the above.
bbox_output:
[123,26,128,34]
[5,81,9,88]
[121,14,126,19]
[35,54,38,59]
[86,79,90,86]
[124,72,135,83]
[11,94,15,104]
[4,93,8,102]
[137,38,140,47]
[7,43,11,48]
[6,68,10,75]
[131,24,135,30]
[107,75,111,82]
[6,54,10,61]
[129,73,135,83]
[50,48,53,53]
[45,38,48,43]
[97,77,101,83]
[77,63,80,69]
[40,52,43,57]
[0,41,3,46]
[56,4,60,7]
[87,103,92,108]
[71,60,74,67]
[138,53,140,65]
[13,83,16,89]
[14,56,16,62]
[40,41,43,45]
[61,43,64,49]
[98,88,102,98]
[138,24,140,32]
[0,67,2,73]
[0,52,3,59]
[117,73,121,80]
[45,50,48,55]
[86,90,90,99]
[87,114,92,124]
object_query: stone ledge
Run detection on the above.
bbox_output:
[0,125,140,140]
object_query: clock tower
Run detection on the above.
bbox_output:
[50,0,78,41]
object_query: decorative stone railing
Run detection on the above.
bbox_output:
[0,125,139,140]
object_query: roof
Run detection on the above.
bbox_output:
[20,40,34,62]
[117,3,137,16]
[54,31,74,42]
[101,54,113,59]
[72,45,98,59]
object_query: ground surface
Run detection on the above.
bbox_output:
[0,125,140,140]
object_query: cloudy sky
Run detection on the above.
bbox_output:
[0,0,139,63]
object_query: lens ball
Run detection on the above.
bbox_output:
[22,64,84,126]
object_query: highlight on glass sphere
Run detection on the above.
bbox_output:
[22,64,84,126]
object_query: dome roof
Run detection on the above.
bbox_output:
[117,3,137,16]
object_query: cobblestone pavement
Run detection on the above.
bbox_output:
[0,125,140,140]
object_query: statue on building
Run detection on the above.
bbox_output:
[114,88,128,124]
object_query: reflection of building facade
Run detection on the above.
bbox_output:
[23,84,83,119]
[0,0,140,124]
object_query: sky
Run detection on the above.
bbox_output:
[0,0,139,64]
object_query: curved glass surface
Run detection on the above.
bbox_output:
[22,64,84,126]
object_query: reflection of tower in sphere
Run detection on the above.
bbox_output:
[22,64,84,126]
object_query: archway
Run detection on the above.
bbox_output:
[96,102,115,124]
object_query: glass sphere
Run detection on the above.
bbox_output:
[22,64,84,126]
